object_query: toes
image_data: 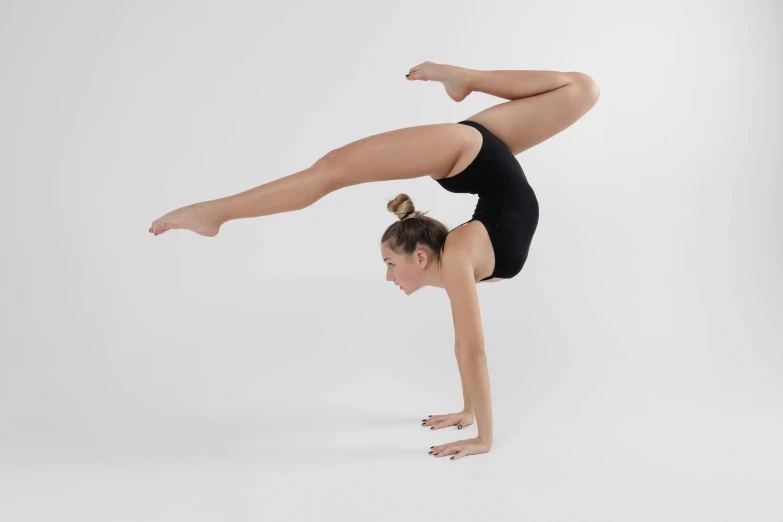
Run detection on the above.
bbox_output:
[150,221,165,235]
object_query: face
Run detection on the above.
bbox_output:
[381,242,432,295]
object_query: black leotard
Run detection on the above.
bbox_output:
[435,120,540,280]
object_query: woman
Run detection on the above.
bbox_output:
[148,61,600,460]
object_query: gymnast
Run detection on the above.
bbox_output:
[148,61,600,460]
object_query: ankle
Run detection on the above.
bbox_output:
[204,199,231,225]
[456,66,477,93]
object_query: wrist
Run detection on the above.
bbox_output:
[477,434,493,448]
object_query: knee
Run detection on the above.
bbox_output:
[567,72,600,102]
[312,150,349,191]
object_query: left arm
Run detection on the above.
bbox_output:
[443,255,494,448]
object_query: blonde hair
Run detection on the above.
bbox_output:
[381,193,449,265]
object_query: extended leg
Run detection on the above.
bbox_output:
[149,122,471,236]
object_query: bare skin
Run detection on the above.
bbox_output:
[148,62,476,238]
[406,62,474,102]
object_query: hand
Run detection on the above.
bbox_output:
[428,436,492,460]
[421,411,475,430]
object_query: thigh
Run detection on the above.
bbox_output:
[465,73,599,156]
[317,123,475,188]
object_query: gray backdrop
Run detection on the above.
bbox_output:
[1,0,781,520]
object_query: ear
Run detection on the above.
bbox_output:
[415,248,431,268]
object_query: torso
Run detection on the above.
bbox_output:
[431,123,506,284]
[431,121,538,285]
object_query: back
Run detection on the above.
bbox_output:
[434,120,540,280]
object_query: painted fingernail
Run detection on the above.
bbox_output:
[406,73,410,77]
[450,457,454,460]
[430,446,434,449]
[430,427,434,430]
[428,451,433,454]
[458,425,462,429]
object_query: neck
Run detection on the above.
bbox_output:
[425,260,446,288]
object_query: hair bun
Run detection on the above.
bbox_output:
[386,193,430,221]
[387,193,414,220]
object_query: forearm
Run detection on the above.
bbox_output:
[457,66,573,101]
[460,349,493,446]
[455,344,474,414]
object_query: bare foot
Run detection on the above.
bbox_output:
[149,201,222,237]
[406,61,473,102]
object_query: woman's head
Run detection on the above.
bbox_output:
[380,194,449,294]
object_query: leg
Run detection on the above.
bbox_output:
[406,62,599,156]
[322,122,473,187]
[406,61,575,102]
[463,71,600,156]
[149,122,471,236]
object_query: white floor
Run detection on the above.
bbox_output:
[2,402,781,521]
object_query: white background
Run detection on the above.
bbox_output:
[1,0,781,520]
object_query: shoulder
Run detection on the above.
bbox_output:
[442,230,473,267]
[441,237,477,292]
[441,223,482,275]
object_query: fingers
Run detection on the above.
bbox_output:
[430,442,465,457]
[422,414,454,429]
[422,413,470,429]
[430,439,469,453]
[451,447,470,460]
[422,413,468,430]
